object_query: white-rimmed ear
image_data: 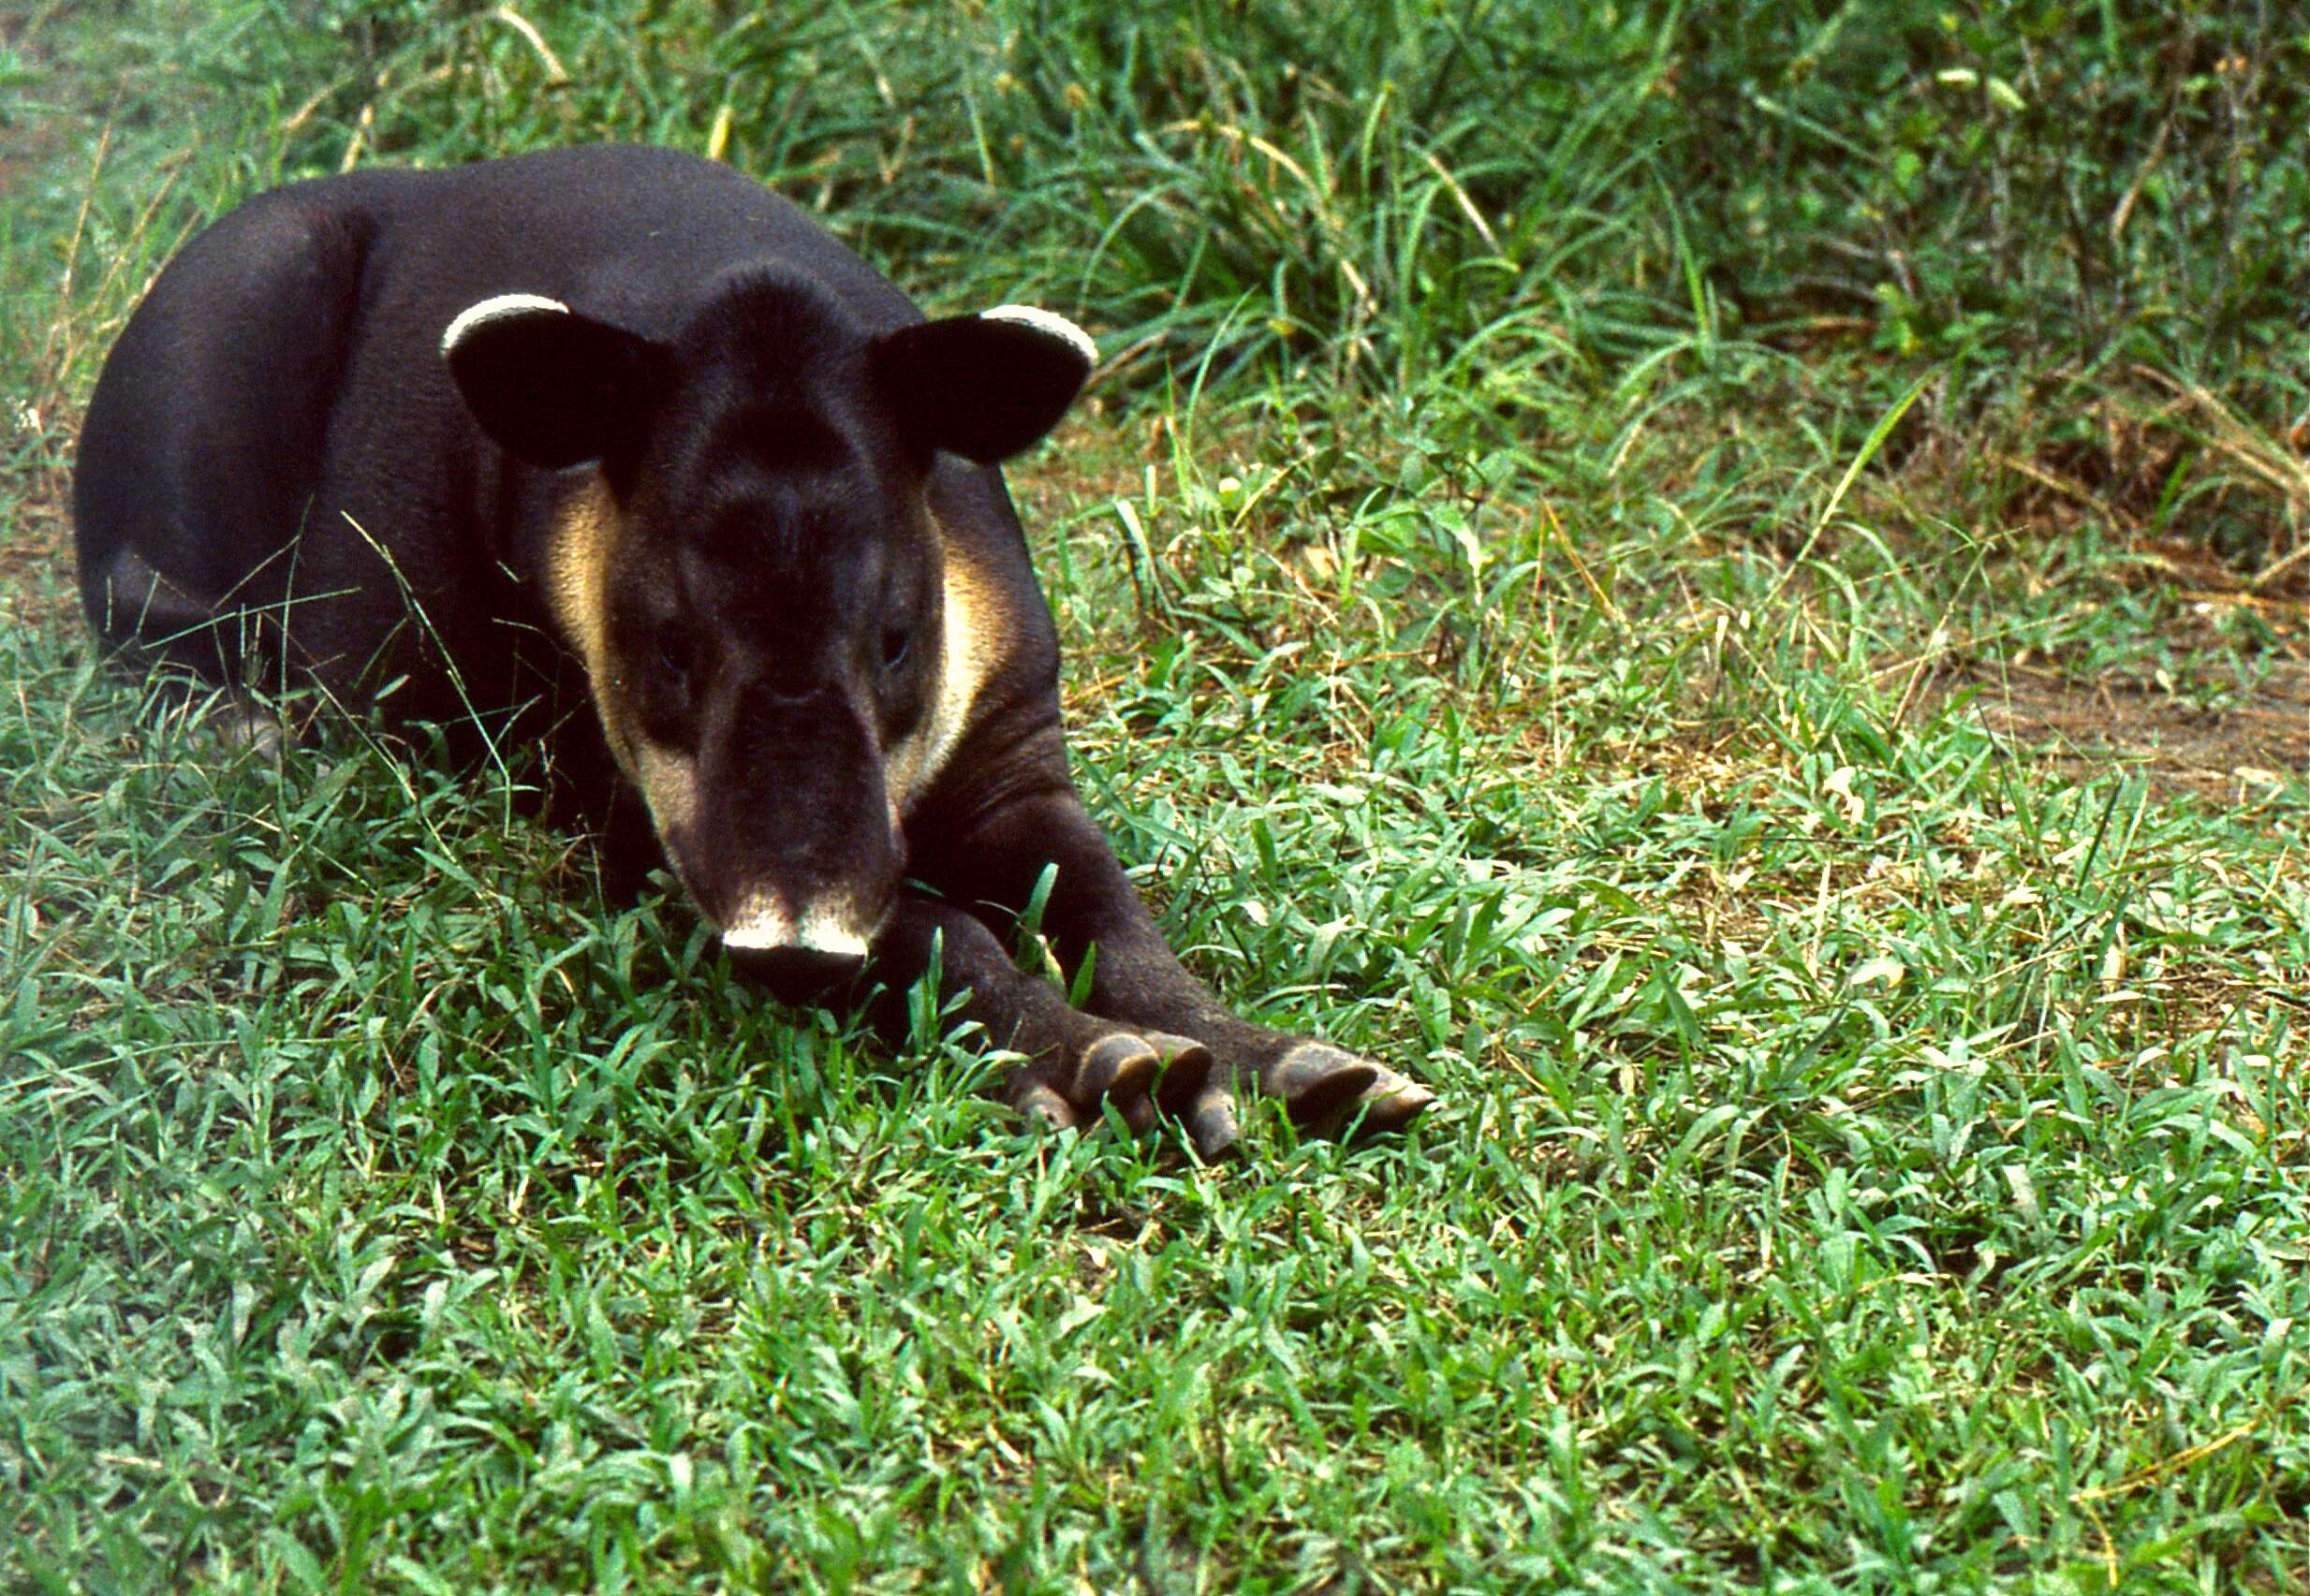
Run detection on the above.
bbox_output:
[441,291,572,355]
[980,304,1098,366]
[442,293,669,470]
[871,305,1096,464]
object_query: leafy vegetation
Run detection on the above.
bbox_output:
[3,1,2305,1589]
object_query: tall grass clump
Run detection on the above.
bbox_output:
[37,2,2306,396]
[22,0,2301,606]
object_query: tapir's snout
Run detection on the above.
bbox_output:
[654,664,905,983]
[716,888,882,1000]
[720,886,873,960]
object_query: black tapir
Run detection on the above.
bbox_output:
[72,143,1433,1156]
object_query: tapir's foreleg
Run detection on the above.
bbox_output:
[922,789,1435,1157]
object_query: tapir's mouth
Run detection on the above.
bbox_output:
[725,942,866,1003]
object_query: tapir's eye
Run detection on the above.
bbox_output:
[653,620,696,688]
[879,626,912,672]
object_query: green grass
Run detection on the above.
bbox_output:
[5,1,2308,1590]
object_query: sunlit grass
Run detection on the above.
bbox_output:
[4,2,2306,1590]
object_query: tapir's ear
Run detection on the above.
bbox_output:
[871,305,1096,464]
[442,294,668,470]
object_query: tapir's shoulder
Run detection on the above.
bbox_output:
[170,147,922,336]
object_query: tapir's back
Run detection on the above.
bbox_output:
[72,146,929,709]
[345,146,920,344]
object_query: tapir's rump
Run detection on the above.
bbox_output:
[74,143,1435,1154]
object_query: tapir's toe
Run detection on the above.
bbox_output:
[1339,1063,1435,1138]
[1263,1043,1379,1128]
[213,703,290,757]
[1090,1031,1243,1158]
[1078,1033,1161,1109]
[1183,1082,1243,1161]
[1013,1079,1079,1133]
[1265,1043,1432,1139]
[1067,1030,1214,1136]
[1144,1032,1215,1113]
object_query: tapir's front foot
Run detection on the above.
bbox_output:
[769,893,1435,1159]
[919,790,1441,1158]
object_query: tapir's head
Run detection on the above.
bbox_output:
[440,272,1094,987]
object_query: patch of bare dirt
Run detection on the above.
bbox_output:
[0,120,67,201]
[1979,366,2310,602]
[1935,650,2309,803]
[0,470,77,627]
[0,5,83,628]
[1008,400,1179,530]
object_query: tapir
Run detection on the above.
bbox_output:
[72,143,1434,1156]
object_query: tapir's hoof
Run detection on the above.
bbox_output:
[1265,1044,1433,1139]
[1183,1087,1243,1162]
[1013,1080,1076,1133]
[213,703,289,757]
[1263,1043,1378,1128]
[1108,1032,1237,1159]
[1340,1063,1435,1139]
[1078,1033,1162,1111]
[1142,1032,1215,1112]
